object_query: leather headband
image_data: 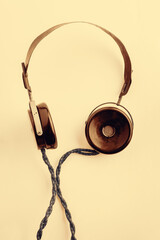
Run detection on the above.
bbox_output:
[22,21,132,98]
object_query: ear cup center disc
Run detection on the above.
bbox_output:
[85,104,133,154]
[102,125,116,138]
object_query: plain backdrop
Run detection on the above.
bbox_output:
[1,0,160,240]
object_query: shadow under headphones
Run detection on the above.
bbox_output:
[22,21,133,154]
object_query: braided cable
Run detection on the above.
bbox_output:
[36,148,57,240]
[56,148,99,240]
[37,148,99,240]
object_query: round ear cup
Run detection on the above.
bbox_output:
[28,103,58,149]
[85,103,133,154]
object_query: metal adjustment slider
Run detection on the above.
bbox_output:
[29,100,43,136]
[22,63,31,92]
[117,79,131,105]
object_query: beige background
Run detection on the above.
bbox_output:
[1,0,160,239]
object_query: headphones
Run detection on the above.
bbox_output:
[22,21,133,154]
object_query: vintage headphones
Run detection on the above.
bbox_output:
[22,21,133,154]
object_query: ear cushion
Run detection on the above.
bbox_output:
[85,103,133,154]
[29,103,58,149]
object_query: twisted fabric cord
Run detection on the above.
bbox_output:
[56,148,99,240]
[37,148,57,240]
[37,148,99,240]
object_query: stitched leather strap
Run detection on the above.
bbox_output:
[22,21,132,98]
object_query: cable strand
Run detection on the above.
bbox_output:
[36,148,57,240]
[56,148,99,240]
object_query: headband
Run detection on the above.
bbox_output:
[22,21,132,104]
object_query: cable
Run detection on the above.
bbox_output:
[37,148,99,240]
[56,148,99,240]
[37,148,57,240]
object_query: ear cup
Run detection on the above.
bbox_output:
[28,103,58,149]
[85,103,133,154]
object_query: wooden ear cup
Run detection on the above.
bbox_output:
[85,103,133,154]
[28,103,58,149]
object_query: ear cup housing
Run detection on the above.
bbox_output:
[28,103,58,149]
[85,103,133,154]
